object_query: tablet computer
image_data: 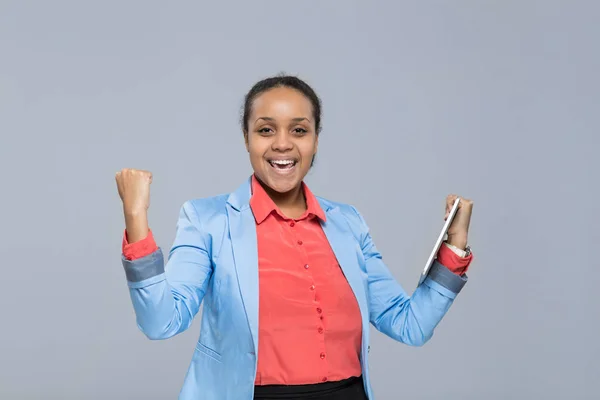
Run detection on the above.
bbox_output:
[418,197,461,285]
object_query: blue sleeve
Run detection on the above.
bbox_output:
[120,200,214,340]
[350,206,467,346]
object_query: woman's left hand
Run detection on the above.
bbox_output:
[444,194,473,250]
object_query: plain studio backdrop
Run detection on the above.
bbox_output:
[0,1,598,399]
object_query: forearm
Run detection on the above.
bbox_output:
[446,233,468,251]
[124,210,149,243]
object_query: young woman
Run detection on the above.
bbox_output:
[115,75,474,400]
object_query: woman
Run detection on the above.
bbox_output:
[115,75,474,400]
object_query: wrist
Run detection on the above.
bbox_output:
[446,234,468,250]
[123,206,147,218]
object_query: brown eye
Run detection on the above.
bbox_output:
[293,128,307,134]
[258,127,273,134]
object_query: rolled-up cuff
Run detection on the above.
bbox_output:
[425,260,467,294]
[121,248,165,283]
[122,229,159,260]
[437,243,473,275]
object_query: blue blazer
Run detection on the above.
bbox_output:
[121,177,468,399]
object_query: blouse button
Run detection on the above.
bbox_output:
[297,240,303,245]
[290,221,295,227]
[316,308,322,314]
[304,264,309,269]
[320,352,326,359]
[322,377,328,382]
[310,285,315,291]
[318,327,324,334]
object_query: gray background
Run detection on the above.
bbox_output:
[0,1,598,399]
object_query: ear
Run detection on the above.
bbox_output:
[313,134,319,155]
[243,131,249,152]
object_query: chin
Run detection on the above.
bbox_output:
[259,172,297,192]
[268,179,299,194]
[256,163,305,194]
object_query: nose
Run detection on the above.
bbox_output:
[271,131,293,152]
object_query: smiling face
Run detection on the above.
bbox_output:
[244,86,318,194]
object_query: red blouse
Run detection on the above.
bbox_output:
[249,176,362,385]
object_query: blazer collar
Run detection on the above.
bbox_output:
[226,175,336,216]
[226,176,252,212]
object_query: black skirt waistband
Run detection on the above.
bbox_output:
[254,376,364,399]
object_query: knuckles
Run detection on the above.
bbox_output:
[116,168,152,180]
[446,194,474,207]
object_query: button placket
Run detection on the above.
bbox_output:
[286,216,329,380]
[289,220,315,294]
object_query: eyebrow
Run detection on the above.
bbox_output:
[255,117,311,123]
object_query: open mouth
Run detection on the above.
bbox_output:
[268,159,298,172]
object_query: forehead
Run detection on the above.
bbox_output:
[250,87,313,119]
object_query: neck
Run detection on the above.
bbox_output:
[258,178,306,214]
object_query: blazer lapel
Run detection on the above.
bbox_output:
[319,201,371,364]
[226,178,259,354]
[318,201,369,322]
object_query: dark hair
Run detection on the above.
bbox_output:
[241,74,322,135]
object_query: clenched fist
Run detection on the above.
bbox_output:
[115,168,153,215]
[116,168,152,243]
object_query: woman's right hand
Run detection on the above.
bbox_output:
[115,168,152,242]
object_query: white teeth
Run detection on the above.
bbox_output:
[271,160,294,165]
